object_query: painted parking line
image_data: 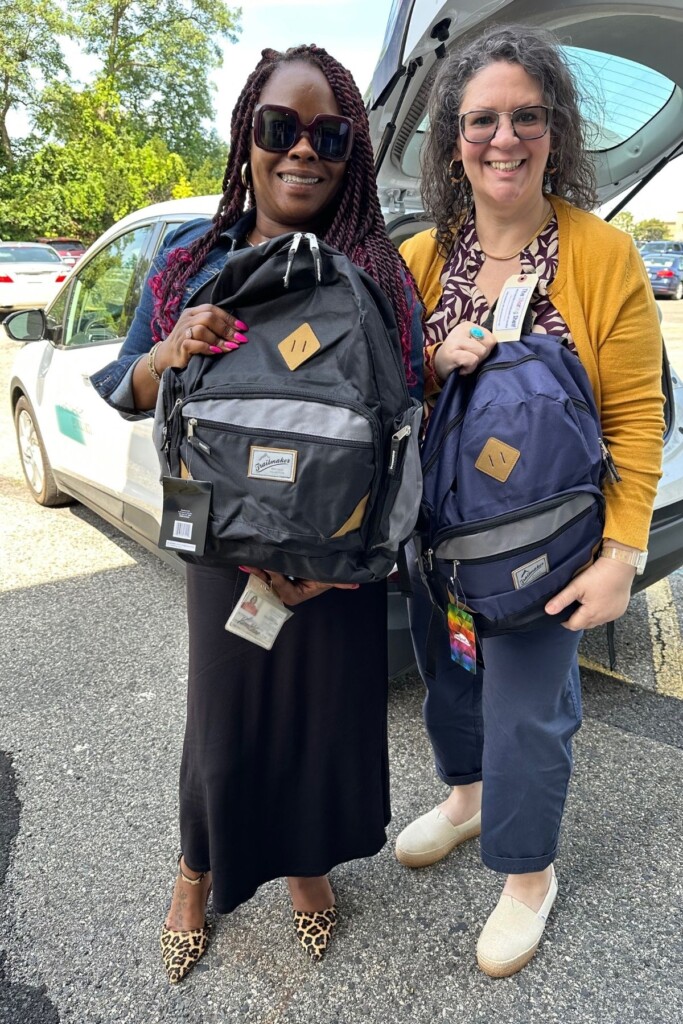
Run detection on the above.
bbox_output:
[578,654,631,683]
[646,578,683,699]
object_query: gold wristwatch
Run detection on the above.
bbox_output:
[600,544,647,575]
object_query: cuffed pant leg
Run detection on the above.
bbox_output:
[407,553,484,786]
[479,622,583,874]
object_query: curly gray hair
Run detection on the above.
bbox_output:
[421,24,598,256]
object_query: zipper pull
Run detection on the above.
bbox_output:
[599,438,621,483]
[388,424,412,475]
[187,417,211,453]
[283,232,303,287]
[424,547,434,572]
[306,233,323,283]
[163,398,182,452]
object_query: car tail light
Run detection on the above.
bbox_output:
[0,274,13,283]
[55,274,67,282]
[656,269,676,278]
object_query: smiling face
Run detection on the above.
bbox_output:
[250,61,349,238]
[453,60,551,216]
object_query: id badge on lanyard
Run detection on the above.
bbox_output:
[492,273,539,342]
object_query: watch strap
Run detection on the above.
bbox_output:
[600,545,647,574]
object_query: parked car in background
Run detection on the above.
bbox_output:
[639,240,683,255]
[0,242,70,318]
[36,237,87,266]
[643,254,683,298]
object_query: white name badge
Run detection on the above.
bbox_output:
[493,272,539,342]
[225,574,293,650]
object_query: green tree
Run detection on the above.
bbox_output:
[633,218,672,242]
[610,211,635,236]
[0,0,72,167]
[69,0,240,167]
[0,84,196,239]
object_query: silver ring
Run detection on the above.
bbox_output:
[185,326,194,340]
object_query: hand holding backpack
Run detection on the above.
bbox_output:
[154,232,423,583]
[417,310,619,636]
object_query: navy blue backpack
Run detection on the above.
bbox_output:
[418,326,618,636]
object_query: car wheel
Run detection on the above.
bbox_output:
[14,396,71,507]
[675,282,683,300]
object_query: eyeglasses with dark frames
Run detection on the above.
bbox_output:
[252,104,354,162]
[458,105,552,144]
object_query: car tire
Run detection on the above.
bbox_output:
[14,395,72,507]
[674,282,683,300]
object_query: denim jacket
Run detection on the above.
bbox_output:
[90,209,424,417]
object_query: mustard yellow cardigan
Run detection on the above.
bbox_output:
[400,195,665,550]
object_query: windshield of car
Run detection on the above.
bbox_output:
[0,245,62,263]
[644,258,678,267]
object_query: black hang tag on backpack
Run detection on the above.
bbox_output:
[159,477,212,556]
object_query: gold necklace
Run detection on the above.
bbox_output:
[477,205,553,261]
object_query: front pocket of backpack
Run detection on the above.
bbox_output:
[180,396,377,543]
[434,492,604,624]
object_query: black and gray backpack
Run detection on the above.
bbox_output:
[154,232,422,582]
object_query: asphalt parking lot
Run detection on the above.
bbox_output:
[1,307,682,1024]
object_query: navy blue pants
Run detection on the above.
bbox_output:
[408,566,582,874]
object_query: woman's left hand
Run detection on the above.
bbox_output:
[239,566,359,607]
[544,557,636,630]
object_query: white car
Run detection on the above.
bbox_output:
[0,242,71,315]
[6,0,683,666]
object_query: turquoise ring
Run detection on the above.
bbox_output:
[469,326,485,340]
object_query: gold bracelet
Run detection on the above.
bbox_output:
[146,345,161,384]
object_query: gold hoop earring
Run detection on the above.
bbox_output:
[448,158,466,186]
[241,162,251,188]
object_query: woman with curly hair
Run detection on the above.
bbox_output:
[395,25,664,976]
[91,44,423,982]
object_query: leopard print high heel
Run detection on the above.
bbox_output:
[160,856,211,984]
[293,906,338,962]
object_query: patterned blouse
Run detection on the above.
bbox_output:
[425,210,576,399]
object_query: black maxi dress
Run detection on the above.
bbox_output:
[181,562,390,914]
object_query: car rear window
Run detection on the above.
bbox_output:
[644,258,676,267]
[565,47,675,150]
[0,245,62,263]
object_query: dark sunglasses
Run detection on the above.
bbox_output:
[252,104,354,162]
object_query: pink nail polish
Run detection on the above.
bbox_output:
[209,345,222,354]
[225,341,240,351]
[233,332,248,343]
[234,320,248,331]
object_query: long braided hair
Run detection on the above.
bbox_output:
[151,44,419,383]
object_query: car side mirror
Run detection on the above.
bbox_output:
[3,308,47,342]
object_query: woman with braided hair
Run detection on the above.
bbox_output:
[91,45,423,982]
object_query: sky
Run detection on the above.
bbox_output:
[209,0,394,131]
[8,0,683,228]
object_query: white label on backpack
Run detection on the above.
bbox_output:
[248,446,298,482]
[493,273,539,342]
[511,553,549,590]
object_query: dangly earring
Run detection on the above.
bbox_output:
[241,162,251,189]
[448,158,466,186]
[543,156,558,194]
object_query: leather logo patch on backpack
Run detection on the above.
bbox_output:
[475,437,521,482]
[278,322,322,370]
